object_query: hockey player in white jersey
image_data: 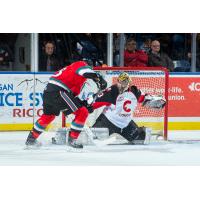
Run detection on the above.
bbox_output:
[92,72,166,144]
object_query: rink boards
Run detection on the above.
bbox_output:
[0,72,200,131]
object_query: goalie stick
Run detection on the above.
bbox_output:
[83,124,117,146]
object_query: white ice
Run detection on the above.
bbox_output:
[0,131,200,166]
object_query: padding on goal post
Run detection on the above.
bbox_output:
[62,66,169,140]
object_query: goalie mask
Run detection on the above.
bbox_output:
[117,72,131,93]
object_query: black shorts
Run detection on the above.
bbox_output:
[92,113,139,142]
[43,89,82,116]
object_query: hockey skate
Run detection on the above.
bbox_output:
[143,127,152,145]
[25,131,41,149]
[68,135,83,149]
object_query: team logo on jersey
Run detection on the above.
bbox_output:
[123,100,131,112]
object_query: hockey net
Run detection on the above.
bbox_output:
[61,67,169,140]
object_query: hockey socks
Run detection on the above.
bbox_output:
[34,114,55,132]
[25,129,42,146]
[26,114,55,146]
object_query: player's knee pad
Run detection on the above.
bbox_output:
[131,126,151,145]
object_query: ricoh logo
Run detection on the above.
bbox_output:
[188,82,200,91]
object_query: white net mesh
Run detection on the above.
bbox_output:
[63,67,169,139]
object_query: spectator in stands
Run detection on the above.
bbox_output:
[95,34,106,64]
[148,40,174,72]
[39,41,63,71]
[171,34,185,60]
[187,34,200,71]
[124,38,148,67]
[140,38,151,53]
[0,43,13,71]
[77,33,99,66]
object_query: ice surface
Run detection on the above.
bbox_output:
[0,131,200,166]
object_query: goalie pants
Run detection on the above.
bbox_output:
[92,113,146,142]
[32,87,89,139]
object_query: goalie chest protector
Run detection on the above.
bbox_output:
[103,91,138,129]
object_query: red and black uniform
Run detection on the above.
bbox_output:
[26,61,107,148]
[92,85,147,143]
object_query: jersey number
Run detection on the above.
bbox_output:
[52,67,66,77]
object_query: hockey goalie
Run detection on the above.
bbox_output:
[53,72,166,146]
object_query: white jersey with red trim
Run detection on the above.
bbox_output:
[103,91,138,129]
[93,84,144,129]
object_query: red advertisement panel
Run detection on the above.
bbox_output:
[168,77,200,117]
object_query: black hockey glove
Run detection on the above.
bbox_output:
[86,104,94,113]
[96,74,107,90]
[130,85,142,97]
[81,100,94,113]
[83,72,107,90]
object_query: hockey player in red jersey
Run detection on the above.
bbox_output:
[92,72,166,144]
[25,61,107,148]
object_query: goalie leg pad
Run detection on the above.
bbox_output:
[131,127,151,145]
[52,128,68,145]
[52,127,110,145]
[122,124,151,145]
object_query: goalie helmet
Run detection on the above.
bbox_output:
[117,72,131,93]
[118,72,131,83]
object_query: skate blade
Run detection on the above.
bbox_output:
[24,143,42,150]
[66,145,85,153]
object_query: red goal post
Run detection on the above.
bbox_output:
[62,66,169,140]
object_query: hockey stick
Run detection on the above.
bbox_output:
[84,124,117,146]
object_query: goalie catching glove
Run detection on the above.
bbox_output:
[142,94,166,109]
